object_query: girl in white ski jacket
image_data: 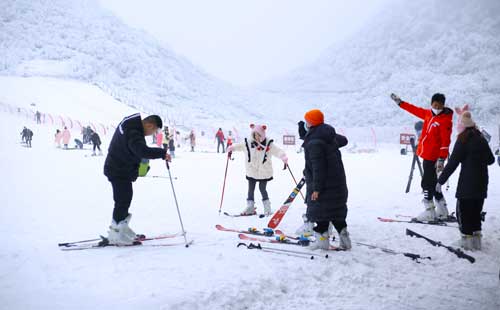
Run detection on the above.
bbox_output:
[227,124,288,215]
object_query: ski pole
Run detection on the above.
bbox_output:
[165,161,189,247]
[218,154,231,215]
[286,164,305,201]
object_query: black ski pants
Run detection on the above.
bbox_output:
[111,180,133,223]
[457,199,484,235]
[93,143,101,152]
[247,179,269,201]
[313,207,348,234]
[421,159,444,201]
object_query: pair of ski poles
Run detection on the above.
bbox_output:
[218,154,305,215]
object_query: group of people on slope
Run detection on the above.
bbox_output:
[54,127,102,155]
[100,92,495,252]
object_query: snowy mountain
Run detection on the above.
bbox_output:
[0,0,259,128]
[260,0,500,126]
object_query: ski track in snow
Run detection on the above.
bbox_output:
[1,111,499,310]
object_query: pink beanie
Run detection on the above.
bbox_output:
[250,124,267,141]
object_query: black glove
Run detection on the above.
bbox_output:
[390,93,402,106]
[298,121,307,140]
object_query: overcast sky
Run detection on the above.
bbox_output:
[98,0,390,86]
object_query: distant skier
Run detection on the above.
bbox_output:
[189,130,196,152]
[162,126,170,150]
[74,139,84,149]
[54,129,62,148]
[35,111,41,124]
[436,112,495,251]
[226,130,234,150]
[300,109,351,250]
[156,131,163,147]
[391,93,453,221]
[90,130,102,156]
[168,135,176,158]
[20,127,28,143]
[25,128,33,147]
[227,124,288,216]
[62,127,71,149]
[215,128,226,153]
[103,113,171,245]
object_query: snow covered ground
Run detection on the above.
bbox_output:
[1,99,499,309]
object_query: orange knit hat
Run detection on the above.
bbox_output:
[304,109,324,126]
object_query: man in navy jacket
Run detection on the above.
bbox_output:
[104,113,170,245]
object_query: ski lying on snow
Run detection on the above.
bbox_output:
[60,236,193,251]
[58,232,182,247]
[355,242,431,262]
[215,224,297,239]
[406,229,475,263]
[223,212,266,218]
[237,242,329,259]
[377,217,456,227]
[215,224,279,237]
[395,213,457,223]
[238,233,343,251]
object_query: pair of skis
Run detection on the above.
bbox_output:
[59,232,190,251]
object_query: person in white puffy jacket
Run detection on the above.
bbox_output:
[227,124,288,216]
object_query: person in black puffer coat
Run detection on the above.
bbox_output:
[437,112,495,251]
[104,113,171,245]
[301,109,351,250]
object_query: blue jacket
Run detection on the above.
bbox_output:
[104,113,166,181]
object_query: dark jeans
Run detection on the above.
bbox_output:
[421,159,443,201]
[457,199,484,235]
[217,140,225,153]
[111,180,133,223]
[247,179,269,201]
[93,143,101,151]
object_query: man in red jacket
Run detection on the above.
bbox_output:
[391,93,453,221]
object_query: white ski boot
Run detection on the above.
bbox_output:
[295,214,314,237]
[415,199,437,222]
[339,227,352,250]
[241,200,256,216]
[472,231,482,251]
[460,234,473,251]
[91,151,96,156]
[263,199,272,216]
[309,231,330,250]
[434,197,449,220]
[107,214,137,245]
[98,150,103,156]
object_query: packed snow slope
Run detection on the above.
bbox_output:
[0,0,260,128]
[261,0,500,127]
[1,111,500,308]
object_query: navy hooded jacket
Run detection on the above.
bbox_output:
[104,113,166,182]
